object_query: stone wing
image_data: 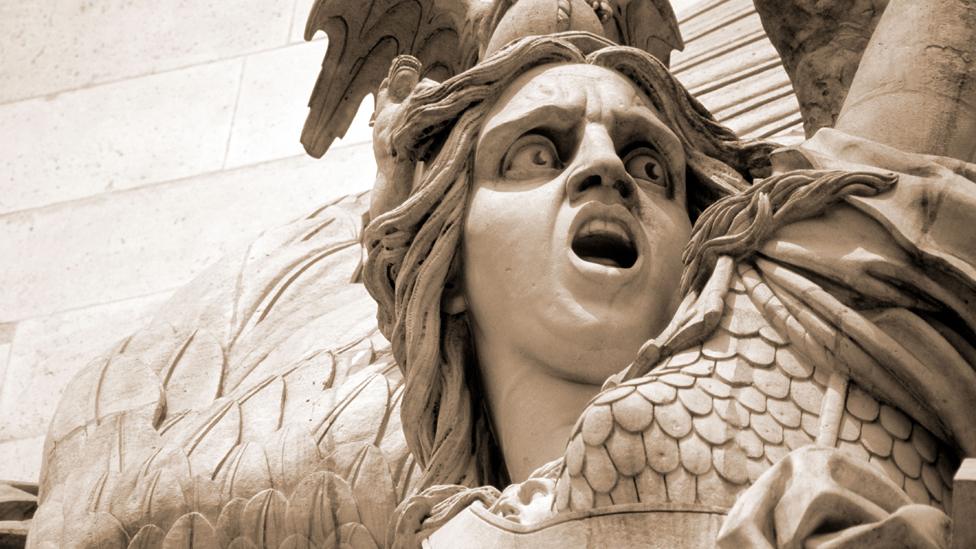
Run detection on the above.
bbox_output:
[601,0,684,65]
[29,193,421,547]
[752,0,887,135]
[300,0,492,157]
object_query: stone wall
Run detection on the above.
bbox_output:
[0,0,792,483]
[0,0,379,482]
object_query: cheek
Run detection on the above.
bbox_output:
[640,196,692,268]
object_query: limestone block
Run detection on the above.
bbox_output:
[0,145,376,322]
[0,293,169,442]
[0,436,45,483]
[0,0,292,103]
[225,41,374,169]
[0,60,240,214]
[0,325,12,392]
[952,459,976,549]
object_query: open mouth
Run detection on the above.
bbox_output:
[571,218,638,269]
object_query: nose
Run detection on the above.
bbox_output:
[566,125,637,205]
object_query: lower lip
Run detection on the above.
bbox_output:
[566,247,643,285]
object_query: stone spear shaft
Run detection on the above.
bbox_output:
[835,0,976,163]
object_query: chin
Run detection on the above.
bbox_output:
[535,305,654,385]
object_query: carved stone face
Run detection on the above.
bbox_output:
[462,63,692,384]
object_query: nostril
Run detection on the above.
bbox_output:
[579,175,602,193]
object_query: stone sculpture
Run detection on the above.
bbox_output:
[24,0,976,547]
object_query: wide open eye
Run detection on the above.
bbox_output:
[501,134,561,178]
[623,147,668,188]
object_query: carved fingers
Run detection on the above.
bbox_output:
[717,445,951,549]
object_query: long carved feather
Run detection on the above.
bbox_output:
[301,0,493,157]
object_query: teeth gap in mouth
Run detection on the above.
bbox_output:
[572,233,637,269]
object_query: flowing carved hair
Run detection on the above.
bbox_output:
[361,32,776,491]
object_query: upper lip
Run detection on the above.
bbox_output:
[568,202,643,270]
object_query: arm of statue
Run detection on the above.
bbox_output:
[718,446,951,548]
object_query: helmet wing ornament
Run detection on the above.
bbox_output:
[300,0,684,159]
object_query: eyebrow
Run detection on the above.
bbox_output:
[479,102,583,149]
[611,106,685,180]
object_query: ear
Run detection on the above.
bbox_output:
[442,279,467,314]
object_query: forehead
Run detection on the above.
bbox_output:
[486,63,658,124]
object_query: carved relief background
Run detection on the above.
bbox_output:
[0,0,780,485]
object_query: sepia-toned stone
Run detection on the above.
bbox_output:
[862,422,894,457]
[837,414,861,443]
[634,468,667,502]
[845,385,880,422]
[667,347,702,368]
[644,423,680,475]
[24,1,976,547]
[712,443,749,485]
[701,330,737,360]
[665,468,696,504]
[737,337,776,367]
[774,347,813,380]
[680,359,715,377]
[715,356,753,386]
[800,412,820,439]
[584,445,619,494]
[766,398,801,429]
[921,463,944,502]
[636,382,677,405]
[566,435,586,477]
[679,433,713,476]
[750,413,784,445]
[694,412,733,446]
[581,405,615,447]
[912,426,939,464]
[879,405,912,440]
[605,429,647,477]
[735,429,765,460]
[736,386,767,413]
[752,367,790,399]
[659,373,695,389]
[611,391,655,433]
[697,378,731,399]
[678,387,712,416]
[714,398,750,429]
[593,385,636,406]
[655,401,694,439]
[892,439,923,479]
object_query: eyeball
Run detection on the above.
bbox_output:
[623,148,668,188]
[502,135,561,178]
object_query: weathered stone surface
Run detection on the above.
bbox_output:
[0,292,168,443]
[0,60,241,214]
[225,41,374,169]
[951,459,976,549]
[0,436,44,483]
[0,146,374,322]
[0,0,292,103]
[22,0,976,547]
[753,0,886,136]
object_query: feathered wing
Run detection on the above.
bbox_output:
[601,0,684,65]
[300,0,494,157]
[752,0,888,136]
[300,0,688,159]
[29,193,422,548]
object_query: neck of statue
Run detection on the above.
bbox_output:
[473,334,601,483]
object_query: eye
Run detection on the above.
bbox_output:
[623,147,668,188]
[501,134,561,178]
